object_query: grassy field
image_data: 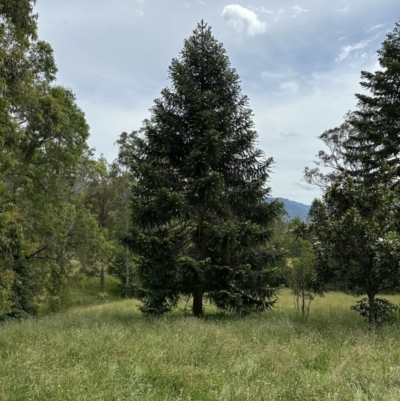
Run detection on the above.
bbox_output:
[1,290,400,400]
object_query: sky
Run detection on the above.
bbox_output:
[34,0,399,204]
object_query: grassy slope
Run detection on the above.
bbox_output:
[1,290,400,400]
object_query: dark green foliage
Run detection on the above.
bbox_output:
[310,164,400,329]
[351,297,399,326]
[128,21,282,316]
[0,0,38,41]
[344,22,400,183]
[3,260,38,319]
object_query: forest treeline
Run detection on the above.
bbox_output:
[1,1,400,330]
[0,1,136,318]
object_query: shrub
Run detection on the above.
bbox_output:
[350,297,399,326]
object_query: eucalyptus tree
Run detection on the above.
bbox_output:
[0,0,102,317]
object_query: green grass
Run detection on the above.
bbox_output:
[2,290,400,400]
[66,273,122,308]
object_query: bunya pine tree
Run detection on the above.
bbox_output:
[128,21,282,317]
[344,22,400,184]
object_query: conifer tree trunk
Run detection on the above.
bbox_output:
[193,288,203,317]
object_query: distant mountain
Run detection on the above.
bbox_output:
[268,197,311,222]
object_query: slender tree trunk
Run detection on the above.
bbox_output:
[100,266,105,292]
[193,219,205,318]
[125,189,130,298]
[125,246,130,299]
[193,288,203,318]
[368,293,376,331]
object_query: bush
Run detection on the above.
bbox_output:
[350,297,399,326]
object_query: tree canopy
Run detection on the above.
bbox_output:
[0,0,111,317]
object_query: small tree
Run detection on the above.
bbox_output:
[351,297,398,326]
[290,240,320,320]
[310,165,400,330]
[303,20,400,330]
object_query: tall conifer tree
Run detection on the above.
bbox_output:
[345,22,400,182]
[128,21,282,316]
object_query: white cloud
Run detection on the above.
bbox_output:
[249,6,285,22]
[292,4,309,13]
[222,4,267,36]
[279,131,300,138]
[261,68,297,80]
[255,7,275,14]
[135,10,144,17]
[339,5,349,14]
[336,39,372,61]
[252,61,378,204]
[367,23,385,32]
[280,80,299,94]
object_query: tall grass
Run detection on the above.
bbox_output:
[1,290,400,400]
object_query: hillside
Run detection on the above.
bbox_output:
[269,197,311,221]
